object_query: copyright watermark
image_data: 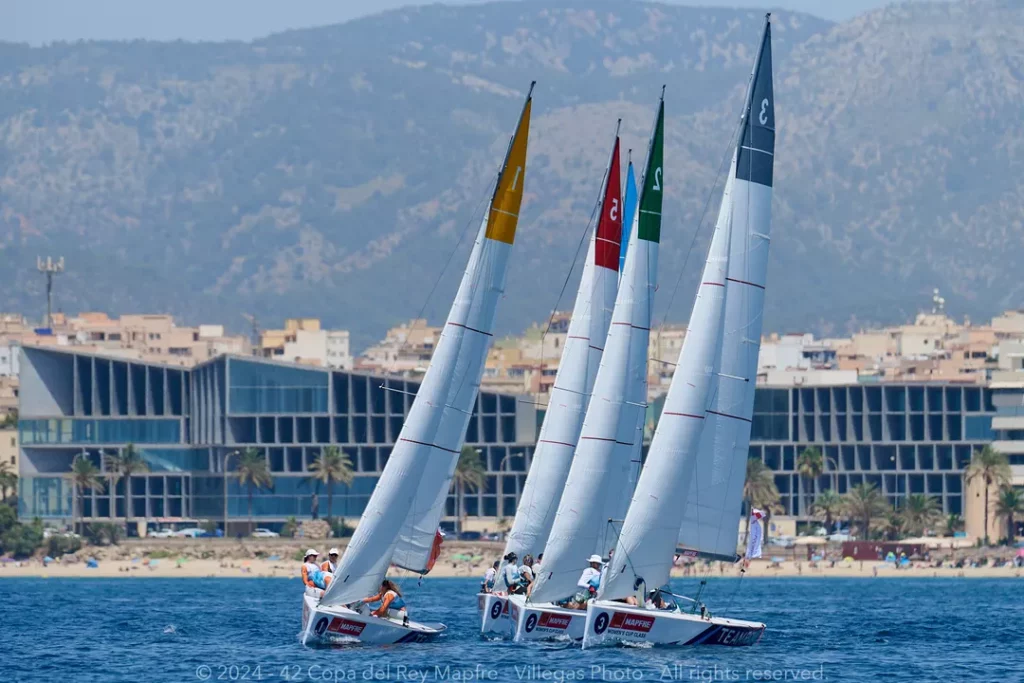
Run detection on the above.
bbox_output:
[189,663,828,682]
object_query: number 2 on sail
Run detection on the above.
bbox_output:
[652,167,662,191]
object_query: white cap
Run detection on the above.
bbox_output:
[305,549,319,557]
[328,548,340,556]
[587,554,603,564]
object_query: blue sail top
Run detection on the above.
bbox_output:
[619,158,638,276]
[736,18,774,188]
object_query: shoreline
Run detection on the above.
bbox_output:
[1,558,1019,580]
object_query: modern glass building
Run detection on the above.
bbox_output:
[17,347,536,530]
[19,346,1018,529]
[746,383,1001,518]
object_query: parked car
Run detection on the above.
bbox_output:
[457,531,482,541]
[148,529,175,538]
[251,528,279,538]
[173,528,203,538]
[827,533,854,542]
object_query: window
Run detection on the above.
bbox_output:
[228,359,328,413]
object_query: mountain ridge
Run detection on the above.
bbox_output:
[1,0,1021,349]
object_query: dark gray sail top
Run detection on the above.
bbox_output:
[736,17,774,188]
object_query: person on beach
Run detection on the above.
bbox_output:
[320,548,339,575]
[482,560,499,593]
[362,579,407,622]
[301,549,331,591]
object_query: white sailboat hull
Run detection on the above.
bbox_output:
[509,596,586,642]
[581,600,763,649]
[478,593,512,636]
[301,595,446,646]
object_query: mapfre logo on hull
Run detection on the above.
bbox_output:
[538,612,572,630]
[609,612,655,633]
[327,617,366,637]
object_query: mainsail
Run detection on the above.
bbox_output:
[530,94,664,604]
[675,15,775,562]
[598,168,734,599]
[322,84,534,607]
[498,126,623,569]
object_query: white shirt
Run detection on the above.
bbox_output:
[519,565,534,583]
[484,567,496,584]
[577,566,601,589]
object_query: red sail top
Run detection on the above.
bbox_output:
[594,138,623,271]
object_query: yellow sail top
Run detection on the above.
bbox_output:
[485,92,532,245]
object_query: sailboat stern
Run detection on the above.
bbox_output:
[479,593,512,637]
[301,602,446,647]
[582,600,763,649]
[510,598,586,642]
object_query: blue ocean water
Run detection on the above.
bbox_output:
[1,577,1018,682]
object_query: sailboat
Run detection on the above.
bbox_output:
[301,82,534,646]
[480,122,623,636]
[505,92,664,643]
[582,15,775,649]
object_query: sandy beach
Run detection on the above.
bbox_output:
[1,539,1020,580]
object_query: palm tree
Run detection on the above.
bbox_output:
[811,489,843,532]
[308,446,354,529]
[105,443,149,531]
[452,446,486,535]
[0,461,17,502]
[236,447,274,535]
[899,493,941,537]
[879,509,904,541]
[944,513,963,537]
[743,457,780,541]
[71,454,105,536]
[796,447,824,519]
[994,488,1022,544]
[964,445,1011,545]
[842,483,887,540]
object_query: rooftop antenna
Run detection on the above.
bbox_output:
[36,256,65,329]
[931,288,945,315]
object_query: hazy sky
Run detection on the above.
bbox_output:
[6,0,944,45]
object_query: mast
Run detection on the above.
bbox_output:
[495,121,623,582]
[531,90,664,604]
[321,83,534,607]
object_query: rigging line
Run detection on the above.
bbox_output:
[394,167,499,376]
[538,118,621,372]
[656,111,743,339]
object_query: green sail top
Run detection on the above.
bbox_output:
[636,99,664,243]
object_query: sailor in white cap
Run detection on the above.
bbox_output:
[321,548,340,575]
[301,549,332,592]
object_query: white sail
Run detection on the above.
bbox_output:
[530,97,664,604]
[598,171,734,600]
[321,86,533,607]
[497,131,622,574]
[676,18,775,562]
